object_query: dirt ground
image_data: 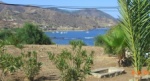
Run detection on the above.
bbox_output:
[2,45,136,81]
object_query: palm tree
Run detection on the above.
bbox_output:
[95,25,127,66]
[118,0,150,80]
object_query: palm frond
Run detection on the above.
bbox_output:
[119,0,150,72]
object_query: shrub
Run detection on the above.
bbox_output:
[0,23,53,45]
[69,40,86,46]
[15,23,53,44]
[48,44,94,81]
[94,35,104,46]
[0,40,22,81]
[21,51,42,81]
[0,54,22,80]
[0,29,13,41]
[7,34,24,47]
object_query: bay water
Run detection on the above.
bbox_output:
[45,28,109,46]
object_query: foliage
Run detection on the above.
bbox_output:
[0,39,42,81]
[0,23,53,45]
[7,34,24,47]
[0,29,13,41]
[104,25,126,54]
[0,53,22,74]
[95,25,126,53]
[118,0,150,76]
[12,23,53,45]
[146,57,150,71]
[0,40,22,80]
[95,25,127,66]
[21,51,42,81]
[48,44,94,81]
[69,40,86,46]
[94,35,104,46]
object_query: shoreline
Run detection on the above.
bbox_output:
[44,28,109,46]
[44,27,110,32]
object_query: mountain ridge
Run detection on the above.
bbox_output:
[0,3,117,30]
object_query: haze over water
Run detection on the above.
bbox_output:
[45,28,109,46]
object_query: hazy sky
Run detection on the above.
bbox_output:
[2,0,120,18]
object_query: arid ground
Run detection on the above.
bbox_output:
[2,45,136,81]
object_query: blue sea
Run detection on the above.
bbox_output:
[45,28,109,46]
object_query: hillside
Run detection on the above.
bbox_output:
[0,3,117,30]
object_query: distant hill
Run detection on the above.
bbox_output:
[0,3,117,30]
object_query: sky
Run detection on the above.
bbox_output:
[1,0,120,18]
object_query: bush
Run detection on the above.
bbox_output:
[48,44,94,81]
[0,54,22,79]
[69,40,86,46]
[14,23,53,44]
[21,51,42,81]
[0,29,13,41]
[94,35,104,46]
[0,40,22,81]
[0,23,53,45]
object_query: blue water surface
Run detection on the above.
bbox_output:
[45,28,109,46]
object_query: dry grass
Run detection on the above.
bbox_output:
[1,45,135,81]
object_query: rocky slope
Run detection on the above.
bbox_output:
[0,2,117,30]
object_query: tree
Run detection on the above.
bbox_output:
[0,29,13,41]
[118,0,150,80]
[15,23,53,44]
[48,44,94,81]
[95,25,128,66]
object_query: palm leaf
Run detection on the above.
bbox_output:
[96,25,127,56]
[119,0,150,72]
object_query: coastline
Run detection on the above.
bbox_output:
[44,28,109,46]
[44,27,110,32]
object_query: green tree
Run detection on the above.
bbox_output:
[0,29,13,41]
[15,23,53,44]
[95,25,127,66]
[48,44,94,81]
[118,0,150,80]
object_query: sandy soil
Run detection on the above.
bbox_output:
[2,45,136,81]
